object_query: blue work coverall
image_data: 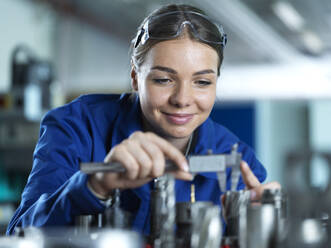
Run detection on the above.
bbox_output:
[7,93,266,235]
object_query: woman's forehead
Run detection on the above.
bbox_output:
[141,37,219,73]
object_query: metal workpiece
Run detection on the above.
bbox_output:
[175,201,222,248]
[176,202,213,247]
[223,190,288,248]
[104,189,131,228]
[74,214,103,234]
[223,190,250,248]
[223,190,251,237]
[75,189,131,231]
[150,175,176,248]
[261,188,287,220]
[246,204,277,248]
[190,204,222,248]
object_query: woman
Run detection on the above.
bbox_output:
[7,4,279,235]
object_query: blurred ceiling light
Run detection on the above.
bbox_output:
[300,30,324,55]
[272,1,305,32]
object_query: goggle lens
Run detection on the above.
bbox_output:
[137,11,227,48]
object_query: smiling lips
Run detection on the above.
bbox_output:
[164,113,194,125]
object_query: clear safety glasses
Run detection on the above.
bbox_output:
[134,11,227,49]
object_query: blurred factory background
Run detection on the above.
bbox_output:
[0,0,331,234]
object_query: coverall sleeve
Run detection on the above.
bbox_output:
[6,104,105,235]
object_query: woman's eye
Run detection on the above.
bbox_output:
[153,78,171,84]
[196,80,212,86]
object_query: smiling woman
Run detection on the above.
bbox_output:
[7,3,279,236]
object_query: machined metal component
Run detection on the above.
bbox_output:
[223,190,250,248]
[150,175,176,248]
[191,205,222,248]
[104,189,131,229]
[246,204,277,248]
[176,202,214,247]
[261,188,287,219]
[176,201,222,248]
[74,214,103,234]
[223,190,251,236]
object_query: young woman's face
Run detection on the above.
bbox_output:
[132,37,218,140]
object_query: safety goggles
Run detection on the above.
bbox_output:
[134,11,227,49]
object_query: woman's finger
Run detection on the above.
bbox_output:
[240,161,261,189]
[123,139,153,179]
[170,171,193,181]
[105,144,140,180]
[143,132,189,172]
[140,141,166,178]
[116,177,153,189]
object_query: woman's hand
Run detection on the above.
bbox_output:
[240,161,281,201]
[88,131,193,198]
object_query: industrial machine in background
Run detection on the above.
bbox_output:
[0,45,54,234]
[10,44,53,121]
[0,44,54,172]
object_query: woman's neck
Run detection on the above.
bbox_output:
[166,135,192,154]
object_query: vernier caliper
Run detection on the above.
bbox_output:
[80,144,242,192]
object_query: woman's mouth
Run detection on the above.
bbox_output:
[164,113,194,125]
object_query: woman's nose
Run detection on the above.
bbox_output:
[169,82,193,108]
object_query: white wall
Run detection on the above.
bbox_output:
[0,0,56,92]
[54,17,131,95]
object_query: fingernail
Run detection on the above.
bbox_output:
[182,161,189,172]
[250,190,257,200]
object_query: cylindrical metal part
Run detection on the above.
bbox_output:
[261,188,287,219]
[74,215,94,233]
[104,189,131,229]
[150,175,176,248]
[150,187,163,242]
[223,190,250,237]
[176,202,214,247]
[246,204,276,248]
[191,205,222,248]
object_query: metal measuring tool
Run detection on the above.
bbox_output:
[80,143,242,192]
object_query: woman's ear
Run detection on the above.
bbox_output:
[131,66,139,91]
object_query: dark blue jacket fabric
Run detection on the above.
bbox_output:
[7,93,266,235]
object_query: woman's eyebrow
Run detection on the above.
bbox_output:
[151,66,215,76]
[151,66,177,74]
[193,69,215,76]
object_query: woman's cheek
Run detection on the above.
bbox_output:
[197,92,216,111]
